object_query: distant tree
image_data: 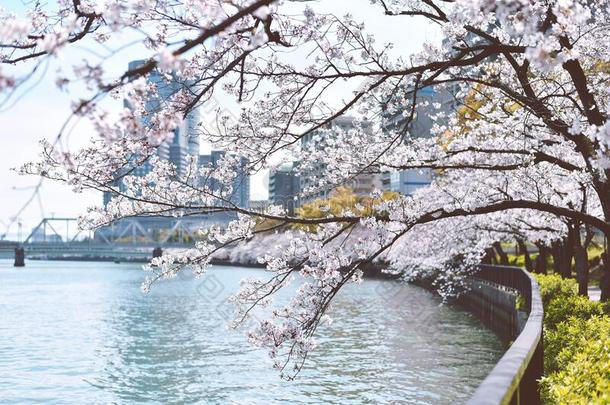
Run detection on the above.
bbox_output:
[294,187,398,231]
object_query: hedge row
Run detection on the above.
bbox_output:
[534,274,610,404]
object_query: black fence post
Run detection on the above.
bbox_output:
[152,247,163,259]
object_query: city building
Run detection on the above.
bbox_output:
[199,150,250,209]
[268,162,300,214]
[249,200,270,213]
[103,60,200,205]
[129,59,200,177]
[299,116,381,205]
[381,85,459,195]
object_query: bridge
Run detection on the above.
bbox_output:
[0,216,233,263]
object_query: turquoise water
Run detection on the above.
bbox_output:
[0,260,503,404]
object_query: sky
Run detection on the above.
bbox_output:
[0,0,442,240]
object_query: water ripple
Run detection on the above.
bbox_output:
[0,260,504,404]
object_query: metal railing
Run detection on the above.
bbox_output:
[467,265,544,405]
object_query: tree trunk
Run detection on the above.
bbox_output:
[601,252,610,302]
[516,238,533,272]
[595,178,610,301]
[493,242,509,265]
[551,240,572,278]
[573,229,589,297]
[534,243,549,274]
[481,248,495,265]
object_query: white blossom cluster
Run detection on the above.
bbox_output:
[3,0,610,377]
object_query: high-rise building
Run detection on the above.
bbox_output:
[128,59,200,177]
[381,85,459,195]
[269,162,300,214]
[299,116,381,205]
[199,150,250,209]
[103,60,200,205]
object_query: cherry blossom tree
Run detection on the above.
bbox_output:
[2,0,610,377]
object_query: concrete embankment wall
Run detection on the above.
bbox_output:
[458,279,528,341]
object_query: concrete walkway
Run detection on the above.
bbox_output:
[588,286,602,302]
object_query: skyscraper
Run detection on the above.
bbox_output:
[381,85,459,196]
[269,162,300,214]
[103,60,200,205]
[128,59,200,177]
[199,150,250,209]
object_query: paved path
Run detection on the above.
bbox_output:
[588,286,602,302]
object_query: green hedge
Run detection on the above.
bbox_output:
[544,315,610,374]
[534,274,610,404]
[535,274,577,309]
[541,316,610,404]
[544,295,608,334]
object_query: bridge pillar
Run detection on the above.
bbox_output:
[14,247,25,267]
[152,247,163,259]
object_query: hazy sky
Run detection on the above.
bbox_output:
[0,0,441,240]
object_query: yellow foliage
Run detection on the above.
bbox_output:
[442,84,522,149]
[457,85,486,125]
[592,60,610,74]
[254,218,284,232]
[293,187,399,232]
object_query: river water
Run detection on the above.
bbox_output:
[0,260,504,404]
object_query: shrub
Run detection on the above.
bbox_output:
[544,316,609,374]
[540,316,610,404]
[534,274,610,404]
[544,295,607,331]
[534,273,577,308]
